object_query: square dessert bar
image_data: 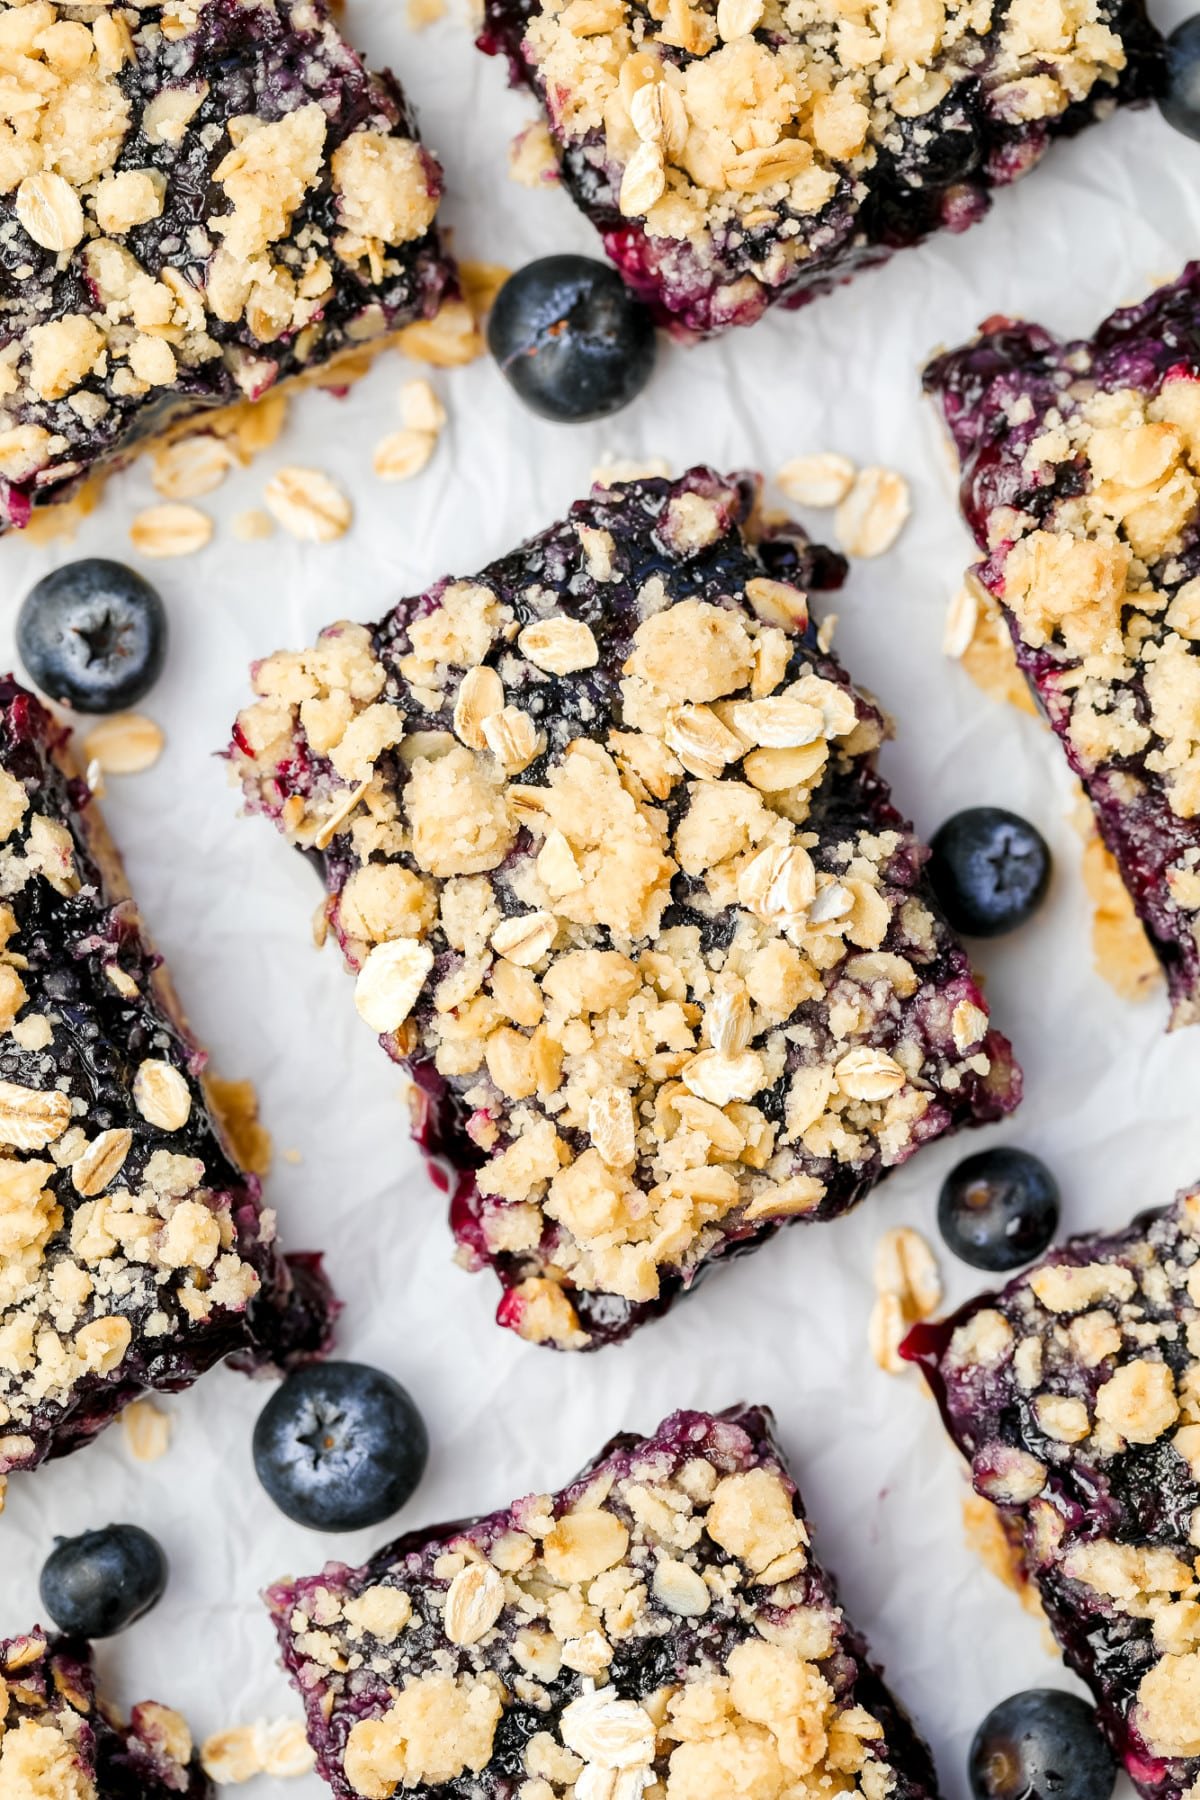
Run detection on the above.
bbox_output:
[268,1403,941,1800]
[0,0,454,533]
[2,1627,210,1796]
[926,266,1200,1028]
[904,1189,1200,1800]
[0,1628,212,1798]
[478,0,1161,337]
[0,678,332,1492]
[230,467,1019,1351]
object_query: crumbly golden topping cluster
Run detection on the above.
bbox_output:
[516,0,1125,259]
[0,0,440,496]
[278,1416,898,1800]
[0,740,262,1469]
[997,377,1200,835]
[233,474,1003,1348]
[0,1630,196,1800]
[942,1192,1200,1764]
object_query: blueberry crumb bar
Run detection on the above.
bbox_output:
[0,677,333,1492]
[904,1188,1200,1800]
[229,467,1018,1351]
[0,0,453,533]
[477,0,1161,337]
[0,1627,212,1798]
[268,1402,940,1800]
[926,267,1200,1028]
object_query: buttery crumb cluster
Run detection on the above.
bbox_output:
[269,1405,940,1800]
[231,469,1017,1350]
[0,680,329,1491]
[908,1190,1200,1799]
[926,269,1200,1028]
[0,1629,211,1800]
[0,0,452,531]
[480,0,1160,333]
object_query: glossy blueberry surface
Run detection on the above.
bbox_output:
[938,1147,1059,1271]
[18,560,167,714]
[253,1361,429,1532]
[969,1690,1116,1800]
[39,1523,168,1638]
[488,256,656,423]
[928,807,1051,938]
[1160,16,1200,139]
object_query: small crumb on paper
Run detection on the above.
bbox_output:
[1072,795,1161,1003]
[509,120,559,187]
[206,1076,273,1177]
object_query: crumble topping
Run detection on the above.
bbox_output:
[269,1406,934,1800]
[0,0,450,531]
[909,1188,1200,1788]
[231,469,1016,1349]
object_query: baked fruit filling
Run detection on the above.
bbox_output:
[0,1627,212,1798]
[229,468,1019,1351]
[904,1190,1200,1800]
[478,0,1161,336]
[926,266,1200,1028]
[0,679,333,1495]
[0,0,453,532]
[267,1402,940,1800]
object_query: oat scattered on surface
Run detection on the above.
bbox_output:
[129,502,212,557]
[81,712,164,776]
[776,453,855,509]
[373,429,436,483]
[264,467,352,542]
[508,120,559,186]
[233,508,275,541]
[282,1147,303,1165]
[121,1398,172,1463]
[201,1726,261,1785]
[401,379,446,436]
[942,584,978,659]
[407,0,445,26]
[151,436,236,501]
[869,1224,941,1373]
[201,1719,315,1785]
[834,467,910,558]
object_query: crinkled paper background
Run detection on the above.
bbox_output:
[6,5,1200,1792]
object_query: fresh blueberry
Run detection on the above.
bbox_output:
[39,1523,167,1638]
[487,256,656,423]
[253,1360,428,1532]
[928,807,1050,937]
[939,1147,1059,1271]
[1160,17,1200,141]
[969,1690,1116,1800]
[18,559,167,714]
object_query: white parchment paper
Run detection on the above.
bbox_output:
[6,5,1200,1793]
